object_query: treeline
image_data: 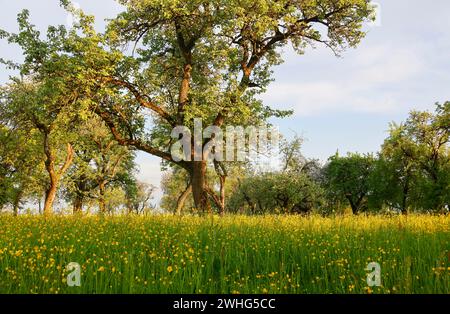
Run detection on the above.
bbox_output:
[162,103,449,215]
[0,2,447,216]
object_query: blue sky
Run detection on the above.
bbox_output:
[1,0,449,203]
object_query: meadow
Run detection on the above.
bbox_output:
[0,214,448,294]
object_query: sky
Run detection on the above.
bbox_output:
[1,0,449,205]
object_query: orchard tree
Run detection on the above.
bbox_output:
[323,153,375,215]
[375,103,449,213]
[79,0,374,212]
[228,171,323,214]
[0,11,101,214]
[125,181,156,214]
[65,114,136,214]
[401,103,449,211]
[0,122,43,214]
[0,81,76,215]
[227,137,324,214]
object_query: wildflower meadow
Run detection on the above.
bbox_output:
[0,214,448,294]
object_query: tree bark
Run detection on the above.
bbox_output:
[176,183,192,215]
[13,189,23,216]
[346,195,358,215]
[401,174,410,215]
[218,175,226,216]
[38,197,42,215]
[401,186,409,215]
[98,181,107,214]
[43,179,58,215]
[43,140,74,215]
[191,160,210,213]
[73,194,84,214]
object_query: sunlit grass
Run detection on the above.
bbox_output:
[0,214,448,294]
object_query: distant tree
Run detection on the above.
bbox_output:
[125,181,156,215]
[323,153,375,215]
[0,123,43,214]
[374,103,449,214]
[228,137,324,214]
[64,114,136,214]
[229,172,323,214]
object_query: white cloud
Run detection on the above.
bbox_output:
[263,44,425,116]
[353,45,424,84]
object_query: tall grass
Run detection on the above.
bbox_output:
[0,214,448,294]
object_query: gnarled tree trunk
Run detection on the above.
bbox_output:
[98,181,107,214]
[73,194,84,214]
[191,160,210,213]
[176,183,192,215]
[43,135,74,215]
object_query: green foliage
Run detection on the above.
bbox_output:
[125,181,157,214]
[160,167,192,213]
[63,114,137,213]
[374,103,449,213]
[227,137,324,214]
[228,172,324,214]
[323,153,375,215]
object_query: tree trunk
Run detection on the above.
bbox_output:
[13,189,23,216]
[401,177,410,215]
[73,194,84,214]
[218,175,225,216]
[44,175,58,215]
[38,197,42,215]
[346,196,358,215]
[401,190,408,215]
[176,183,192,215]
[42,131,74,215]
[191,160,210,213]
[98,181,107,214]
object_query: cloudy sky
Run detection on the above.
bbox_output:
[1,0,449,204]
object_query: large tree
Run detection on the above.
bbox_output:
[1,81,76,215]
[4,1,374,213]
[99,0,374,212]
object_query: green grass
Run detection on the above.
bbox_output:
[0,214,448,294]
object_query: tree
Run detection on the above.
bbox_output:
[228,137,324,214]
[2,1,374,213]
[228,171,324,214]
[402,103,449,211]
[323,153,375,215]
[126,181,156,214]
[64,114,136,214]
[57,0,374,213]
[161,167,193,215]
[374,103,449,214]
[0,122,43,215]
[0,10,109,214]
[1,81,76,215]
